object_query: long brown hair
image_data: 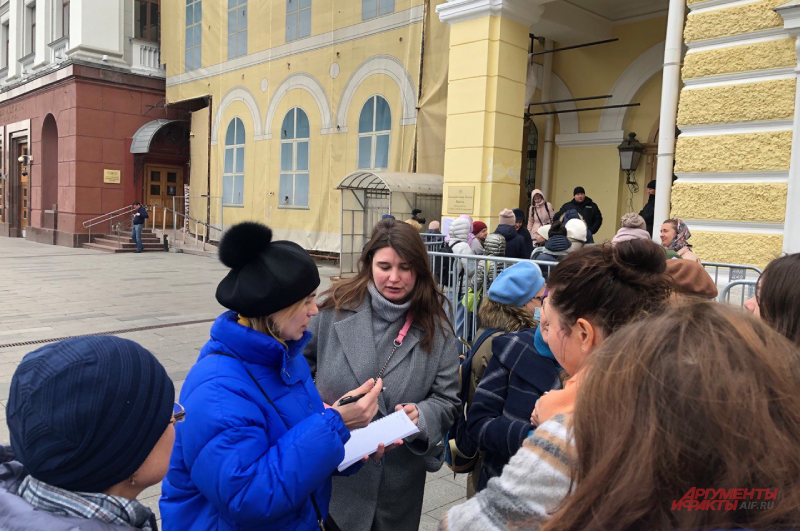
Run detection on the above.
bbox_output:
[542,301,800,531]
[757,253,800,347]
[319,220,452,351]
[546,239,672,336]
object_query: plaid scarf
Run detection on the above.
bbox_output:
[18,475,156,530]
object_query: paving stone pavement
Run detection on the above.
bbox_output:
[0,237,466,529]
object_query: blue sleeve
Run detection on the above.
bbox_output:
[181,377,349,527]
[466,354,531,460]
[141,208,149,219]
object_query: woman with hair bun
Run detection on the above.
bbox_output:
[161,222,383,531]
[441,238,673,531]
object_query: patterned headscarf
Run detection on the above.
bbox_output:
[668,219,692,252]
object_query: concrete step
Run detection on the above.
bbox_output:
[93,237,160,247]
[82,242,165,253]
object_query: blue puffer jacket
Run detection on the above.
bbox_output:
[160,311,351,531]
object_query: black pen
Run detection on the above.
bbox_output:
[337,387,386,406]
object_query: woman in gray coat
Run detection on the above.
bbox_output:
[305,219,460,531]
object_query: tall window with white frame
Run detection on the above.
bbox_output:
[62,0,69,38]
[358,96,391,170]
[223,118,245,207]
[185,0,201,70]
[135,0,159,42]
[285,0,310,42]
[27,4,36,55]
[279,108,310,208]
[1,22,8,70]
[228,0,247,59]
[362,0,393,20]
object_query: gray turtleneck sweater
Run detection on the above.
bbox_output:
[368,283,411,370]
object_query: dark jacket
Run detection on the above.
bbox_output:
[132,206,149,225]
[516,226,534,260]
[0,447,135,530]
[639,194,655,236]
[466,329,562,492]
[538,235,571,264]
[494,225,527,260]
[160,311,351,531]
[555,197,602,234]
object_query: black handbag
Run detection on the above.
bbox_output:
[210,352,342,531]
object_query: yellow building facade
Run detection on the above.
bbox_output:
[161,0,798,267]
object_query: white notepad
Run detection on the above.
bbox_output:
[338,410,420,471]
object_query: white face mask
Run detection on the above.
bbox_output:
[534,307,541,322]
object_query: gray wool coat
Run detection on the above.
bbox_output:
[305,296,460,531]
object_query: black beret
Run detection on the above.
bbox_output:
[215,222,320,317]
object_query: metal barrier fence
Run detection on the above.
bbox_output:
[428,251,559,352]
[702,262,762,285]
[718,279,758,307]
[426,247,761,351]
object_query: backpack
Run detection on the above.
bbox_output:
[444,327,501,473]
[431,241,463,289]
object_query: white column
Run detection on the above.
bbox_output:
[68,0,125,65]
[7,0,22,79]
[652,0,685,242]
[776,3,800,253]
[33,0,51,68]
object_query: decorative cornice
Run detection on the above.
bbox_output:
[675,171,789,183]
[554,130,624,148]
[689,0,759,15]
[436,0,550,27]
[683,67,796,86]
[684,219,785,234]
[685,28,788,51]
[678,120,794,137]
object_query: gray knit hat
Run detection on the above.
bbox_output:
[620,213,647,230]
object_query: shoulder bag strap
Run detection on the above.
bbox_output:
[209,352,332,531]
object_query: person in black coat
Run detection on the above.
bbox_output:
[494,209,527,259]
[639,180,656,236]
[512,208,534,259]
[554,187,603,235]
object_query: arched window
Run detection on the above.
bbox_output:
[223,118,245,206]
[279,108,310,208]
[358,95,390,169]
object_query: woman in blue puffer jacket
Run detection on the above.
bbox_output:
[160,222,383,531]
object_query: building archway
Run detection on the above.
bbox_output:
[41,114,59,229]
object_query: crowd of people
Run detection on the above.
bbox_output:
[1,200,798,531]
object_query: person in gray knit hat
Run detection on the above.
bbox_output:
[1,335,177,530]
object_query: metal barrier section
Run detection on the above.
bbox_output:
[718,279,758,307]
[427,251,558,352]
[424,249,761,351]
[701,262,762,285]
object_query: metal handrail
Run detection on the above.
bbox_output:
[152,203,222,252]
[84,205,145,244]
[82,205,138,229]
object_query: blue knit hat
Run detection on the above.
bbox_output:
[488,262,545,307]
[7,336,174,492]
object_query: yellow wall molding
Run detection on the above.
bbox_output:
[671,182,788,222]
[677,79,796,126]
[674,131,793,172]
[689,231,783,268]
[683,38,796,79]
[684,0,786,44]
